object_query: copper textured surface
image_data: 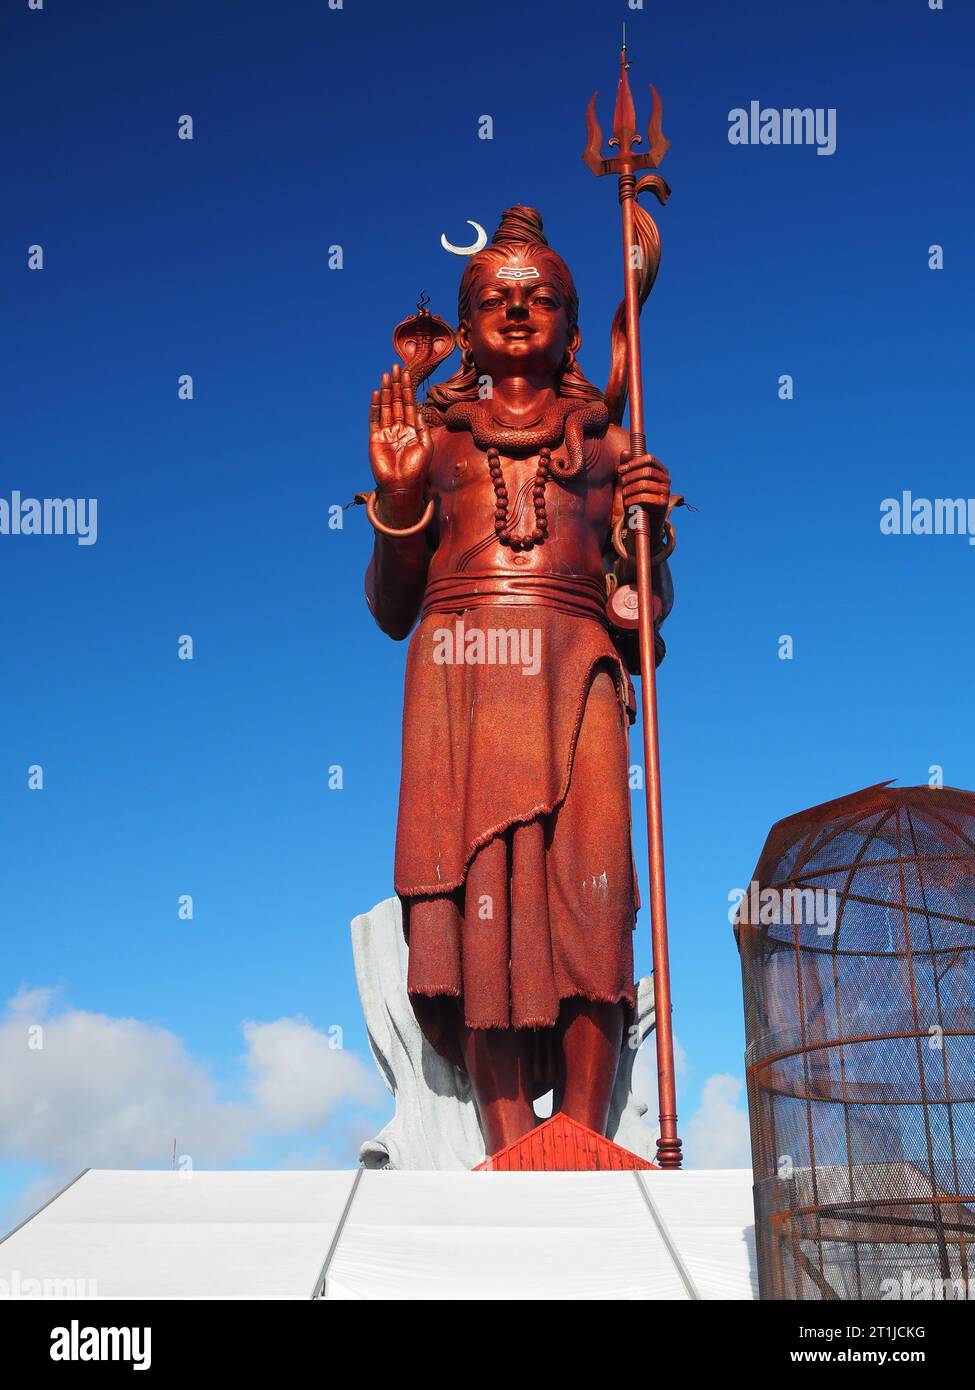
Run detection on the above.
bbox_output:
[737,784,975,1300]
[400,646,638,1079]
[365,196,675,1153]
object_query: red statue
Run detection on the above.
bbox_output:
[362,49,682,1163]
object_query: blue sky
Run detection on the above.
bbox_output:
[2,0,973,1227]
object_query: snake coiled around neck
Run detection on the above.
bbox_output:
[441,398,610,479]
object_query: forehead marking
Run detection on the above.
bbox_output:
[496,265,541,281]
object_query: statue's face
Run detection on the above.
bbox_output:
[460,257,581,383]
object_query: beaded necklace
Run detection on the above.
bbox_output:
[487,445,552,551]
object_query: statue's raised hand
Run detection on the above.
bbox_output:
[369,365,433,524]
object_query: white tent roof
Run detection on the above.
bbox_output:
[0,1168,757,1300]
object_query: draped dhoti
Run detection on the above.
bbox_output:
[394,574,639,1074]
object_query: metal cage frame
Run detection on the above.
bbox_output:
[736,783,975,1300]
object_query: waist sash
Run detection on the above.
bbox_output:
[421,571,608,627]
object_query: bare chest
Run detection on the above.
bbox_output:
[430,432,613,509]
[425,431,615,574]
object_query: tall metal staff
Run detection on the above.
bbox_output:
[583,38,682,1168]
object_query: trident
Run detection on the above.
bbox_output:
[583,37,682,1169]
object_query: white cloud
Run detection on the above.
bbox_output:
[683,1073,752,1169]
[0,988,384,1183]
[1,985,753,1236]
[6,986,59,1020]
[629,1035,751,1169]
[242,1016,377,1132]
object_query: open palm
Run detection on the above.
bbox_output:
[369,363,433,497]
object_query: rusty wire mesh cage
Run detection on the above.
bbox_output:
[736,782,975,1300]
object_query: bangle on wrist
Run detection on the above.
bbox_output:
[364,489,434,538]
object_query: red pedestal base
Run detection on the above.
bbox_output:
[474,1112,657,1172]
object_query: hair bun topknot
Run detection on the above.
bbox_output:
[491,206,548,248]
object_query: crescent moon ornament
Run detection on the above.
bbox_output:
[440,220,488,256]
